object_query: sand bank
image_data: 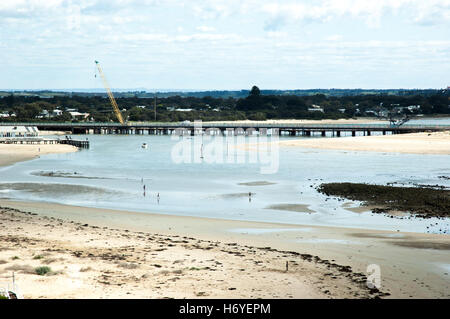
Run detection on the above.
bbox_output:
[1,200,449,299]
[279,131,450,155]
[0,144,77,167]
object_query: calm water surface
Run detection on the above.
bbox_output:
[1,118,449,234]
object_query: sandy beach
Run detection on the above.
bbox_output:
[0,200,448,299]
[277,131,450,155]
[0,202,385,299]
[0,144,78,167]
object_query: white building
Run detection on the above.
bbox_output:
[52,109,63,117]
[0,112,14,118]
[69,112,90,120]
[308,105,324,113]
[0,126,39,138]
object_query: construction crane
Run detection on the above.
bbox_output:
[95,60,125,125]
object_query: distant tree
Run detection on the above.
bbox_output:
[13,103,42,121]
[5,94,14,108]
[250,86,260,97]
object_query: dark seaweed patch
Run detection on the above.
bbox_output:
[317,183,450,218]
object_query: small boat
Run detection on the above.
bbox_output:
[141,143,148,149]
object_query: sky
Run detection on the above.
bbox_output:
[0,0,449,91]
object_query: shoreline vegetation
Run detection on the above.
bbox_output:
[1,87,449,123]
[318,183,450,219]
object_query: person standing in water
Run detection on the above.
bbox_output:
[157,193,160,204]
[248,192,252,202]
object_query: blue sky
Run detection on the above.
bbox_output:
[1,0,449,90]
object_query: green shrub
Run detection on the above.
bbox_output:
[35,266,52,276]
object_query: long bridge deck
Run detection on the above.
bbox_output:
[1,122,449,137]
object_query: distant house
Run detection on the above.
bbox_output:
[0,112,13,118]
[37,109,63,119]
[0,126,39,138]
[136,105,146,109]
[69,112,90,120]
[175,108,193,112]
[338,108,346,113]
[37,110,50,119]
[52,109,63,117]
[407,105,421,112]
[308,104,324,113]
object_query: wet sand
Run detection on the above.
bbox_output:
[278,131,450,155]
[1,200,449,299]
[0,144,77,167]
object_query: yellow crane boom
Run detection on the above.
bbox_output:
[95,60,125,125]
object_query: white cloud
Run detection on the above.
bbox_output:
[0,0,448,89]
[261,0,450,29]
[196,26,216,32]
[325,34,343,41]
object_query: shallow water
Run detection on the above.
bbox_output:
[1,120,450,234]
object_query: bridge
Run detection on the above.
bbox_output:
[1,122,449,137]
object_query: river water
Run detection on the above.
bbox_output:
[1,118,449,234]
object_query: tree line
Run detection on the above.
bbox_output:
[0,86,449,122]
